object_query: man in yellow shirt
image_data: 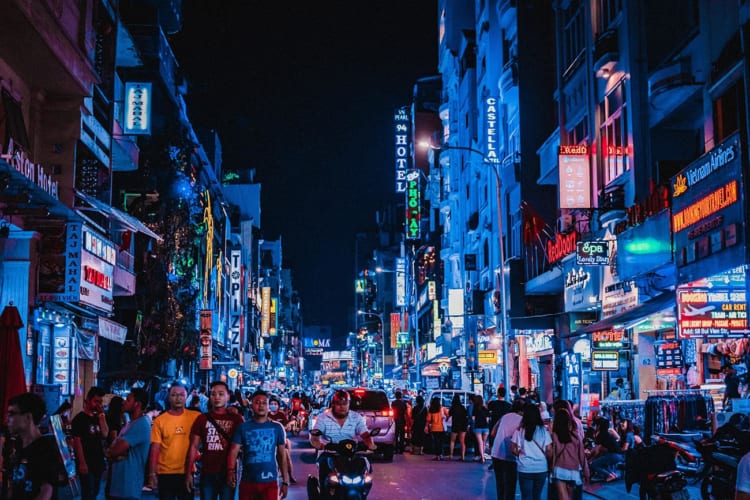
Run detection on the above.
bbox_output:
[147,382,200,500]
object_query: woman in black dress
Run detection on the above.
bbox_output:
[448,394,469,460]
[410,396,427,455]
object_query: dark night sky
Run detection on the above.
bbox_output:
[172,2,438,337]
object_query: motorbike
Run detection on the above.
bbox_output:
[694,437,742,500]
[624,442,690,500]
[307,428,381,499]
[652,432,707,484]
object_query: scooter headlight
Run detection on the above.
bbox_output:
[364,474,373,484]
[341,475,364,485]
[327,473,340,484]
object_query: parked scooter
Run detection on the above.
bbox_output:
[694,437,741,500]
[307,428,381,499]
[624,442,690,500]
[652,432,706,484]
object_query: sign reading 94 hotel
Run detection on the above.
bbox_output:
[671,133,744,285]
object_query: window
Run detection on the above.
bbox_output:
[713,79,745,144]
[597,0,622,34]
[562,0,585,74]
[599,80,629,184]
[1,89,30,151]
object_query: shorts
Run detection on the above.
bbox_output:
[239,481,278,500]
[475,427,490,434]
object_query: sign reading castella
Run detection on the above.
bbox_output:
[485,97,500,163]
[547,231,578,264]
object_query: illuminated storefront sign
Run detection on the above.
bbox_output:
[124,82,152,135]
[229,250,242,357]
[1,138,59,198]
[677,288,748,338]
[671,133,745,284]
[485,97,500,163]
[261,287,271,336]
[405,172,421,240]
[558,145,590,208]
[394,106,411,193]
[654,341,683,375]
[199,310,212,370]
[592,330,625,349]
[270,298,278,335]
[591,351,619,371]
[478,350,498,365]
[78,227,115,313]
[547,231,578,264]
[576,241,610,265]
[391,313,400,349]
[395,257,406,307]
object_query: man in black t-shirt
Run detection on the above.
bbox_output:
[487,387,512,436]
[6,393,60,500]
[71,387,108,500]
[391,391,408,454]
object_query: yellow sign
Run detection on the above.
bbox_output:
[478,350,498,365]
[227,368,239,379]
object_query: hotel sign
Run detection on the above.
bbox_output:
[485,97,500,163]
[2,137,59,199]
[394,106,412,193]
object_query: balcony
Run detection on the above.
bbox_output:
[537,128,560,185]
[500,56,519,95]
[648,58,702,127]
[593,30,619,78]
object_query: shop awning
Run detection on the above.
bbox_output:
[0,160,80,219]
[75,190,163,242]
[579,290,676,334]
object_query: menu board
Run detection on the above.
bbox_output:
[591,351,620,371]
[52,330,73,395]
[655,341,683,375]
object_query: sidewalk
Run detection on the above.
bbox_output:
[583,479,701,499]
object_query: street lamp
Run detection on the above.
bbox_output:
[419,140,512,392]
[357,310,385,384]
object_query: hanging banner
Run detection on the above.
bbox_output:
[199,309,212,370]
[98,316,128,344]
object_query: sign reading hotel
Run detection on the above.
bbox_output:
[485,97,500,163]
[394,106,411,193]
[671,133,744,284]
[592,330,625,349]
[1,138,59,199]
[558,145,591,208]
[405,171,421,240]
[677,288,748,338]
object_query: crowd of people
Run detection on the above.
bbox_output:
[0,382,292,500]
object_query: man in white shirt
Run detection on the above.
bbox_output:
[737,451,750,500]
[490,400,524,500]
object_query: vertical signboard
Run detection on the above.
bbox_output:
[558,145,591,208]
[485,97,500,164]
[39,222,82,303]
[199,309,212,370]
[394,106,411,193]
[124,82,152,135]
[390,313,400,349]
[395,257,406,307]
[405,172,421,240]
[261,287,271,336]
[229,250,241,358]
[270,298,278,335]
[80,227,115,313]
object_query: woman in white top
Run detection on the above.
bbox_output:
[511,403,552,500]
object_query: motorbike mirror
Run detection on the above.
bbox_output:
[370,427,381,437]
[310,429,323,437]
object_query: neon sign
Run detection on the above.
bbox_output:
[547,231,577,264]
[124,82,152,135]
[405,172,421,240]
[394,107,411,193]
[672,180,738,232]
[485,97,500,163]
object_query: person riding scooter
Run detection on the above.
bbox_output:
[309,390,377,495]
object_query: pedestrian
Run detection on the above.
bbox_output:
[447,394,468,461]
[410,395,427,455]
[722,365,741,409]
[267,397,296,485]
[552,400,583,441]
[473,394,491,463]
[426,396,446,460]
[488,386,512,437]
[391,390,407,454]
[5,393,61,500]
[105,388,152,500]
[736,450,750,499]
[186,381,244,500]
[70,386,109,500]
[617,419,637,452]
[188,395,202,411]
[147,382,201,500]
[511,403,552,500]
[587,417,623,482]
[550,408,589,500]
[227,390,290,499]
[490,399,524,500]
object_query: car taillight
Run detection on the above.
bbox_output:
[388,409,393,417]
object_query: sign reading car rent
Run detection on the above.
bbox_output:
[394,106,411,193]
[671,133,744,284]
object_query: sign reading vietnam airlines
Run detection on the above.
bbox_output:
[394,107,411,193]
[405,171,421,240]
[671,133,744,284]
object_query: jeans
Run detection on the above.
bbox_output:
[430,431,445,456]
[394,421,406,452]
[79,471,103,500]
[518,471,548,500]
[590,452,623,479]
[492,458,517,500]
[200,472,236,500]
[157,473,192,500]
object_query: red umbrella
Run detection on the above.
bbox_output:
[0,303,27,426]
